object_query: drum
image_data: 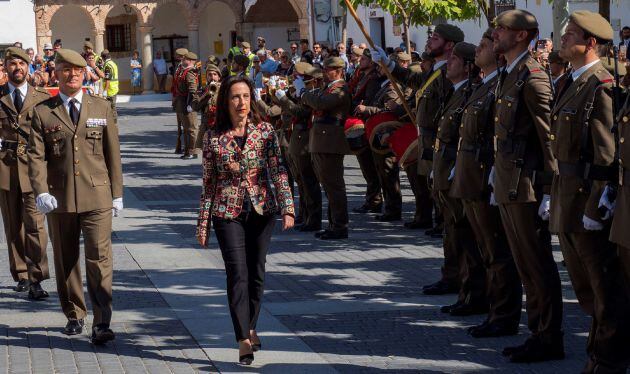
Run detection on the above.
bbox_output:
[388,123,419,168]
[344,117,367,152]
[365,112,403,154]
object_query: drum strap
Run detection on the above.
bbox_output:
[415,69,442,108]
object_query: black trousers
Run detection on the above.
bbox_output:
[213,211,276,341]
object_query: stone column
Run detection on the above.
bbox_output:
[138,25,154,94]
[188,26,199,55]
[94,28,105,54]
[298,17,310,41]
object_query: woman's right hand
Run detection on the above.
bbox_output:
[196,228,208,247]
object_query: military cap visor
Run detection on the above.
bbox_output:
[184,51,198,60]
[54,48,87,67]
[494,9,538,30]
[175,48,189,56]
[4,47,30,63]
[569,10,614,41]
[206,64,221,74]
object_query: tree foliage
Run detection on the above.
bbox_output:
[349,0,483,26]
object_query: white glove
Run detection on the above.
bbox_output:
[488,166,496,188]
[293,77,306,97]
[538,194,551,221]
[186,105,193,113]
[112,198,123,217]
[598,185,616,220]
[583,214,603,231]
[448,166,455,181]
[36,193,57,214]
[370,46,394,72]
[489,192,498,206]
[429,170,434,180]
[254,88,262,102]
[268,75,278,87]
[275,89,286,99]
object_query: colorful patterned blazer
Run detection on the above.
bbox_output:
[196,120,294,240]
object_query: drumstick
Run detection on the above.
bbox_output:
[343,0,417,124]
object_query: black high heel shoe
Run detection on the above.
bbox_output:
[239,353,254,365]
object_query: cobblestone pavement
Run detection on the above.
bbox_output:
[0,98,600,373]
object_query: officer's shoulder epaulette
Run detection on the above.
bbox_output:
[88,92,109,103]
[592,68,614,85]
[523,58,545,76]
[34,86,49,94]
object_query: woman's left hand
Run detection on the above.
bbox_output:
[282,214,295,231]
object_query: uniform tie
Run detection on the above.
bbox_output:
[13,89,23,113]
[69,98,79,126]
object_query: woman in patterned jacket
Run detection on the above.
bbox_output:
[196,75,295,365]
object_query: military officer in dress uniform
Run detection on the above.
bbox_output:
[28,49,123,345]
[0,47,50,299]
[173,51,199,160]
[430,42,487,316]
[551,11,630,372]
[491,10,564,362]
[275,63,323,232]
[372,23,465,295]
[300,57,352,240]
[450,29,523,338]
[172,47,189,154]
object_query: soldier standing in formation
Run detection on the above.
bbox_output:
[27,49,123,344]
[491,10,564,362]
[172,47,189,154]
[0,47,50,299]
[450,29,523,338]
[173,51,200,160]
[550,11,630,372]
[300,57,352,240]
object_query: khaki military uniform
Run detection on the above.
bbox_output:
[612,97,630,288]
[28,94,123,326]
[173,67,199,155]
[302,80,352,232]
[494,54,563,342]
[433,82,485,305]
[450,73,523,329]
[550,62,630,366]
[351,68,383,210]
[191,81,220,149]
[361,80,404,217]
[0,84,50,283]
[278,94,322,229]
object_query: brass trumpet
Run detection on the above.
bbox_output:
[208,81,220,93]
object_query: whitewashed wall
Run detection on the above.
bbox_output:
[0,0,37,49]
[199,1,237,60]
[49,5,95,52]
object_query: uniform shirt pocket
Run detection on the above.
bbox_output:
[86,130,103,155]
[90,173,110,187]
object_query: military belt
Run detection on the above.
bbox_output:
[436,142,458,161]
[557,161,616,181]
[0,139,26,156]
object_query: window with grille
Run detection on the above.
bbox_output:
[105,24,131,52]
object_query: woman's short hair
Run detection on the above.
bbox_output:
[214,75,262,133]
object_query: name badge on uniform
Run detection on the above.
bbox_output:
[86,118,107,128]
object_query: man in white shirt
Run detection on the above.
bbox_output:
[153,50,168,93]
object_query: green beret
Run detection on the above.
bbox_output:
[569,10,613,42]
[83,41,94,49]
[4,47,30,63]
[547,51,566,65]
[494,9,538,30]
[323,56,345,69]
[175,48,188,57]
[233,54,250,67]
[453,42,477,63]
[54,48,87,68]
[396,52,411,62]
[185,51,197,60]
[482,28,494,41]
[294,61,313,75]
[206,64,221,74]
[434,24,464,43]
[241,42,251,49]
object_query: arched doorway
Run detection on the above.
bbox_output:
[199,1,237,62]
[151,2,188,73]
[49,5,95,52]
[243,0,300,51]
[105,4,140,94]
